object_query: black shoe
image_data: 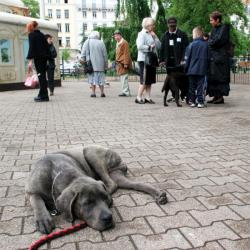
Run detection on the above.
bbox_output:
[145,98,155,104]
[118,93,127,97]
[34,97,49,102]
[101,93,106,97]
[135,98,145,104]
[90,93,96,97]
[213,97,224,104]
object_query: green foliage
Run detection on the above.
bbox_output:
[61,49,71,62]
[164,0,248,55]
[22,0,39,18]
[155,0,166,38]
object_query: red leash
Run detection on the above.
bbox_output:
[28,222,87,250]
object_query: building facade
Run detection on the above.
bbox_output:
[0,0,29,16]
[45,0,117,51]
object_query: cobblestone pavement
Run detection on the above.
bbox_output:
[0,81,250,250]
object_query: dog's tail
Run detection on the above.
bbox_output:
[161,77,168,93]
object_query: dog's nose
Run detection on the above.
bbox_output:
[100,211,112,223]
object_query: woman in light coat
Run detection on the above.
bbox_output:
[135,17,161,104]
[81,31,108,97]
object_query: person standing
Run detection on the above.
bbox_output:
[26,21,50,102]
[185,27,209,108]
[135,17,161,104]
[45,34,57,96]
[80,31,108,97]
[207,11,230,104]
[160,17,189,100]
[114,30,132,97]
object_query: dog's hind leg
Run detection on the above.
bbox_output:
[163,88,169,106]
[29,194,55,234]
[110,171,168,205]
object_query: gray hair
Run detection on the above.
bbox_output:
[142,17,155,29]
[88,30,100,39]
[192,26,203,39]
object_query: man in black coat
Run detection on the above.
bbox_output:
[159,17,189,100]
[26,21,50,102]
[207,11,231,104]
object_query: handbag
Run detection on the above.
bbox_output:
[24,72,39,88]
[145,51,159,67]
[83,40,93,74]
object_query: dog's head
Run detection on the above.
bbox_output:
[56,177,114,231]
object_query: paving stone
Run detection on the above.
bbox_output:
[78,236,135,250]
[190,206,241,226]
[0,172,12,180]
[117,203,165,221]
[192,242,224,250]
[230,205,250,219]
[113,194,136,207]
[0,187,7,198]
[235,181,250,192]
[209,174,247,185]
[153,172,189,182]
[218,160,249,167]
[50,243,77,250]
[225,219,250,238]
[161,198,206,215]
[176,177,216,188]
[180,222,239,247]
[219,238,250,250]
[132,230,191,249]
[182,169,220,178]
[233,192,250,204]
[168,187,211,201]
[203,183,245,195]
[197,193,243,209]
[2,206,33,221]
[0,195,25,207]
[0,165,30,173]
[103,217,152,241]
[130,193,155,205]
[147,212,199,233]
[0,218,22,235]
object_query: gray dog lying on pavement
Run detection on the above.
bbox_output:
[26,146,168,234]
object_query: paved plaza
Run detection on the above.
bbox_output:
[0,80,250,250]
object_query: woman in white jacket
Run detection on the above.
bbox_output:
[135,17,161,104]
[81,31,108,97]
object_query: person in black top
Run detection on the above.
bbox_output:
[26,21,50,102]
[207,11,230,104]
[45,34,57,96]
[160,17,189,100]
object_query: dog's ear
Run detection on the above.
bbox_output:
[55,187,78,222]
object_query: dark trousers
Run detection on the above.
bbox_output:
[47,67,55,93]
[34,58,48,99]
[188,75,205,104]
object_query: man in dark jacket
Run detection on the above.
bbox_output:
[45,34,57,96]
[207,11,230,104]
[185,27,209,108]
[160,17,189,100]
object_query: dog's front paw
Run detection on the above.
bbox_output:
[156,192,168,205]
[35,214,55,234]
[164,103,168,107]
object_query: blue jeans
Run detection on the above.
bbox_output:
[188,75,205,104]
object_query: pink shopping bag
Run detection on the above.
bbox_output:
[24,73,39,88]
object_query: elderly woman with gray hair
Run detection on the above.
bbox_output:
[81,31,108,97]
[135,17,161,104]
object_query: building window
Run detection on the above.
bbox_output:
[58,37,62,47]
[65,23,70,32]
[56,9,61,18]
[64,9,69,18]
[66,37,70,47]
[93,11,97,18]
[103,23,107,28]
[57,23,61,32]
[93,23,97,29]
[48,0,51,4]
[48,9,52,18]
[56,0,60,3]
[64,0,68,3]
[83,23,87,31]
[102,11,106,18]
[82,10,87,17]
[0,39,13,64]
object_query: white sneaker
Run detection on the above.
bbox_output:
[197,103,205,108]
[190,103,196,108]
